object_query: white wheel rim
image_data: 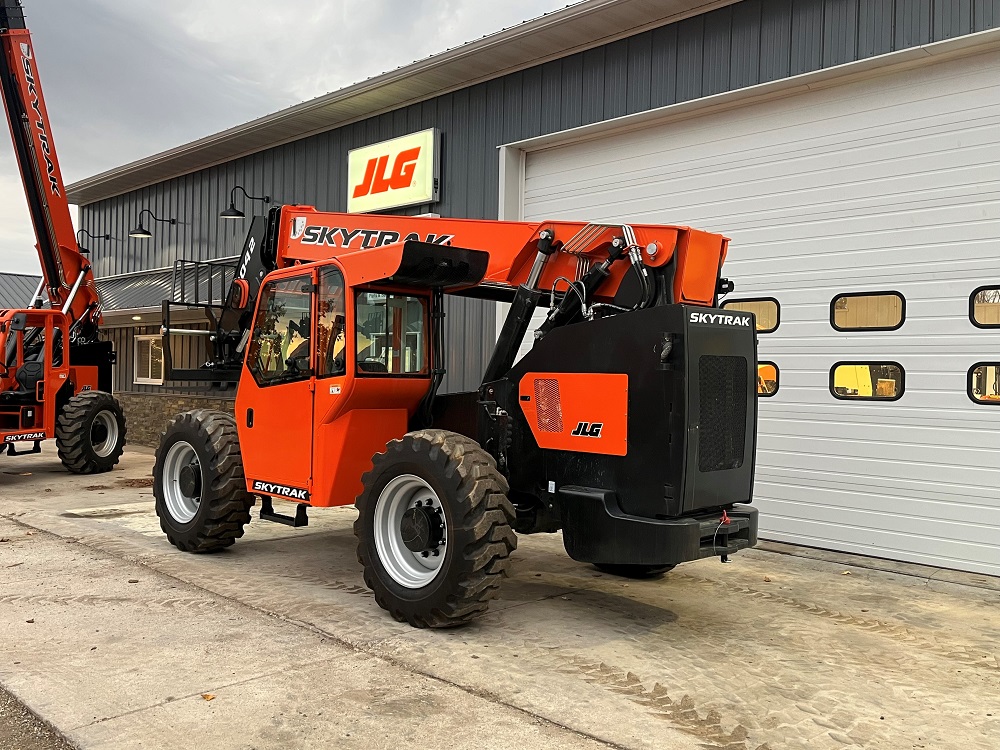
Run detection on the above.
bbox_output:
[92,410,119,458]
[162,440,202,524]
[373,474,448,589]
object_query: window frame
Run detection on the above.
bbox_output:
[967,362,1000,406]
[354,289,431,379]
[720,296,780,334]
[969,285,1000,329]
[757,361,779,397]
[316,265,348,381]
[133,334,164,386]
[829,290,905,332]
[829,360,905,402]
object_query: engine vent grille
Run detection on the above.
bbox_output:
[698,355,747,472]
[534,378,564,433]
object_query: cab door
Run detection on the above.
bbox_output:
[235,271,316,499]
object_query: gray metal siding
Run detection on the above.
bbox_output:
[79,0,999,392]
[0,273,40,308]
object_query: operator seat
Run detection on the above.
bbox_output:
[14,360,44,394]
[0,360,44,402]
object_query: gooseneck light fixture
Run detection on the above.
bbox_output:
[129,208,176,239]
[75,229,110,255]
[220,185,271,220]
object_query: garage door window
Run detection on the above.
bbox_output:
[830,362,904,401]
[721,298,779,333]
[970,287,1000,328]
[757,362,779,396]
[968,364,1000,405]
[831,292,904,331]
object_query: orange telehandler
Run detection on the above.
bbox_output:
[0,0,126,472]
[156,203,759,627]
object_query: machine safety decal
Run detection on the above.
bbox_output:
[4,432,45,443]
[251,480,309,501]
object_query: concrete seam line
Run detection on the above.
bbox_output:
[0,513,633,750]
[65,654,354,731]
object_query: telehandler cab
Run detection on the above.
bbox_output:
[155,206,758,627]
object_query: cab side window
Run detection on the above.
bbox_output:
[355,291,428,375]
[246,275,313,386]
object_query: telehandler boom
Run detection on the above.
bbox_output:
[155,205,758,626]
[0,0,125,472]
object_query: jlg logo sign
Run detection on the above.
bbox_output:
[347,129,440,213]
[353,148,420,199]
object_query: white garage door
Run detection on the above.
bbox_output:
[520,48,1000,576]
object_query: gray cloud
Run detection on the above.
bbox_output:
[0,0,570,273]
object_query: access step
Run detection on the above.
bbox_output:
[260,497,309,527]
[5,439,41,457]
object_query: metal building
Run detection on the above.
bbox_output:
[66,0,1000,575]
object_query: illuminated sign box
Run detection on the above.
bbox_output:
[347,128,440,213]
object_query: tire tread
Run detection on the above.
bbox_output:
[355,429,516,628]
[154,410,253,553]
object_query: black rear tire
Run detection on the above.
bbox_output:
[355,429,516,628]
[154,410,254,553]
[56,391,127,474]
[594,563,676,579]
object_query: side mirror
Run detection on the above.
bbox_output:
[10,312,27,332]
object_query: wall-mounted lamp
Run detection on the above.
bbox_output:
[129,208,176,239]
[220,185,270,220]
[76,229,110,255]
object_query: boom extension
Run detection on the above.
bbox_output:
[162,206,730,383]
[0,0,100,335]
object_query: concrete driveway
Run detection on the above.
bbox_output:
[1,446,997,749]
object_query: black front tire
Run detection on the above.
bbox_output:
[595,563,676,579]
[56,391,127,474]
[154,410,254,553]
[355,429,517,628]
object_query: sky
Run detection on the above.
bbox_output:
[0,0,573,274]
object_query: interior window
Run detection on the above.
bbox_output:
[830,363,904,400]
[970,287,1000,328]
[831,292,904,330]
[316,267,347,378]
[721,298,779,333]
[757,362,778,396]
[246,275,312,385]
[355,291,428,375]
[969,364,1000,404]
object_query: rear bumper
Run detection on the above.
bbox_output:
[559,485,757,566]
